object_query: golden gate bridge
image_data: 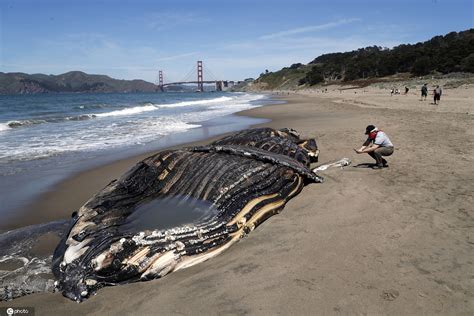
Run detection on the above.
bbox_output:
[156,61,231,92]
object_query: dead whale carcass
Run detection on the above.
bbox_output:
[52,128,322,301]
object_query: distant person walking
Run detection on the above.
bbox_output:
[421,83,428,101]
[354,125,394,169]
[433,85,442,105]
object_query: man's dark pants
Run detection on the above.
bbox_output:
[368,146,394,166]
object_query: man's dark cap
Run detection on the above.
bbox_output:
[365,125,376,134]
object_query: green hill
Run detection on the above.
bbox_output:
[0,71,159,94]
[254,29,474,89]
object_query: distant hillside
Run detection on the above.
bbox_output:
[253,29,474,90]
[0,71,159,94]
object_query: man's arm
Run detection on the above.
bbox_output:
[355,139,372,152]
[357,143,379,153]
[355,140,380,153]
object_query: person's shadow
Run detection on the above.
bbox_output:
[353,163,376,168]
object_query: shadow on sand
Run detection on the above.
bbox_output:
[353,163,377,169]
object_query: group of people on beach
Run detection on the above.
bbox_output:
[392,84,443,105]
[390,86,410,95]
[420,83,442,104]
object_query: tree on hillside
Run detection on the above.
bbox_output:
[305,66,324,85]
[412,57,432,76]
[301,29,474,85]
[461,53,474,72]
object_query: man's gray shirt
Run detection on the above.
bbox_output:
[372,131,393,147]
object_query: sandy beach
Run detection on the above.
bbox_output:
[1,85,473,315]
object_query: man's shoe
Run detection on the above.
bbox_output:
[372,164,384,169]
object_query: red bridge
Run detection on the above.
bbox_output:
[157,61,231,92]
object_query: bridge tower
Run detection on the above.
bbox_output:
[159,70,164,90]
[158,70,163,86]
[197,61,203,92]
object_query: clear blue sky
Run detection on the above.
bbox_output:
[1,0,472,82]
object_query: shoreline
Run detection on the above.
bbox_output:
[1,89,473,314]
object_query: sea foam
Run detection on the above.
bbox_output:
[0,123,10,132]
[157,96,232,108]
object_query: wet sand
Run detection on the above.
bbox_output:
[1,88,473,314]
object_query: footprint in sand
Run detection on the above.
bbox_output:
[381,289,400,301]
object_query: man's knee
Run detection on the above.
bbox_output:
[373,148,384,156]
[382,148,394,156]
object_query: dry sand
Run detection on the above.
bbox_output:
[1,87,473,315]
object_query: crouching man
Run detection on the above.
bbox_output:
[354,125,394,169]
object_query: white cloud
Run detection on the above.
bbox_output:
[259,18,361,40]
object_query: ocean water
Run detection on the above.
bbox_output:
[0,92,272,222]
[0,92,268,165]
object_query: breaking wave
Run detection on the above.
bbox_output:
[94,104,158,117]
